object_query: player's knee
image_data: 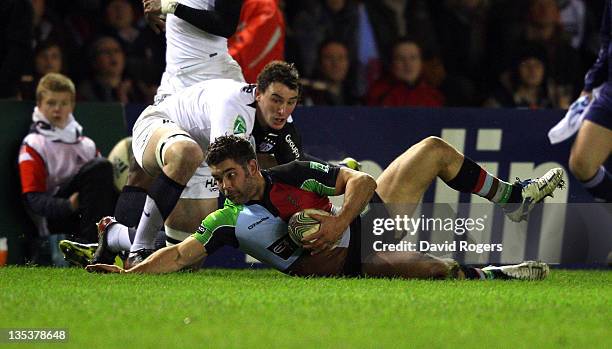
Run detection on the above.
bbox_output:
[164,141,204,171]
[424,260,451,279]
[569,152,597,180]
[420,136,450,154]
[362,253,393,275]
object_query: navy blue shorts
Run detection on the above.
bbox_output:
[585,84,612,130]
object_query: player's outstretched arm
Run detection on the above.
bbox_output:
[86,237,207,274]
[127,237,207,274]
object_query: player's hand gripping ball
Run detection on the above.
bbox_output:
[288,209,337,247]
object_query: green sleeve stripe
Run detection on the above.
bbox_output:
[499,184,513,204]
[191,203,242,245]
[301,179,336,196]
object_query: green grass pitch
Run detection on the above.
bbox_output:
[0,267,610,348]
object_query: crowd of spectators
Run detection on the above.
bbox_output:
[0,0,605,108]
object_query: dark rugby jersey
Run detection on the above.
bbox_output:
[252,120,304,164]
[192,161,351,271]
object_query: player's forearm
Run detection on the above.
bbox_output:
[337,173,376,227]
[125,245,190,274]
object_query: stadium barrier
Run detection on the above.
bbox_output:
[0,101,126,264]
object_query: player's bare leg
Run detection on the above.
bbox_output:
[375,136,564,222]
[569,120,612,202]
[376,136,463,205]
[93,127,203,265]
[122,126,203,264]
[140,127,203,182]
[164,198,218,245]
[361,251,549,281]
[362,251,453,279]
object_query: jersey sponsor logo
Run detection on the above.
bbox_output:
[233,115,247,134]
[241,84,256,94]
[247,216,270,230]
[266,235,299,260]
[285,134,300,159]
[258,142,274,152]
[309,162,330,173]
[205,178,217,188]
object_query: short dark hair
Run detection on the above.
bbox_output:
[256,61,300,94]
[206,135,256,167]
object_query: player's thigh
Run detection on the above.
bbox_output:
[166,198,218,232]
[143,127,196,175]
[125,157,155,189]
[132,112,192,176]
[570,120,612,174]
[362,251,449,279]
[376,137,449,204]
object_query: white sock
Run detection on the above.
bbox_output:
[130,196,164,252]
[164,225,191,246]
[106,224,132,253]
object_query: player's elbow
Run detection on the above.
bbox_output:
[356,171,377,193]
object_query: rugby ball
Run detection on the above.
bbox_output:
[287,209,331,247]
[107,137,133,191]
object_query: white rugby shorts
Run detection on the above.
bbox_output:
[132,106,219,199]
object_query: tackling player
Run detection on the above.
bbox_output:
[109,0,245,258]
[91,61,299,268]
[142,0,245,103]
[87,135,564,280]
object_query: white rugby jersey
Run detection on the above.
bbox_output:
[165,0,229,73]
[151,79,258,151]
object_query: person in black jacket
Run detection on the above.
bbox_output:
[0,0,33,98]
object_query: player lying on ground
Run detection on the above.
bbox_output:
[93,61,306,269]
[85,135,564,280]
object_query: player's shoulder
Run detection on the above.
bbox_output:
[268,160,322,177]
[202,199,244,230]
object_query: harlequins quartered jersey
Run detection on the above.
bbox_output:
[192,161,351,271]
